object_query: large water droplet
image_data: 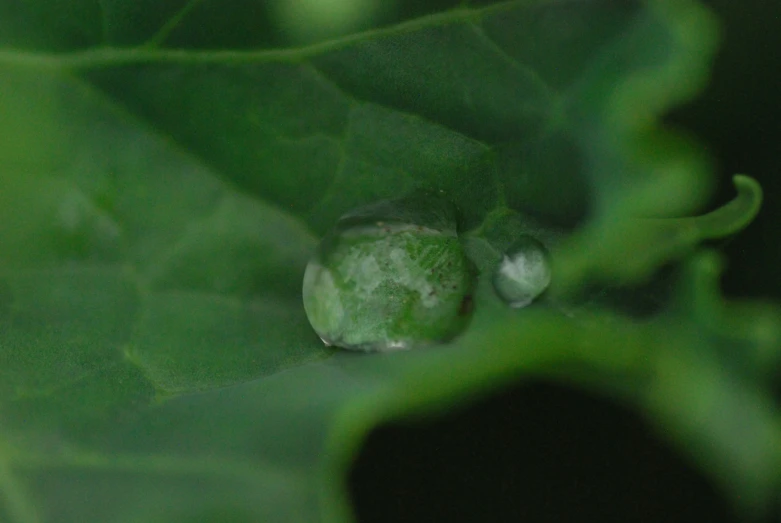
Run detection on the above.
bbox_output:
[492,235,552,308]
[303,194,474,351]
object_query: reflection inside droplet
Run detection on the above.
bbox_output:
[492,234,552,308]
[302,194,475,351]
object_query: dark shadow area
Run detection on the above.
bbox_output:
[350,381,739,523]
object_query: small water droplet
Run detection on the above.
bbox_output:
[492,235,552,308]
[303,194,474,351]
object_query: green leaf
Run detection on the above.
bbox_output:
[1,1,779,522]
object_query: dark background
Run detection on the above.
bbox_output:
[350,1,781,522]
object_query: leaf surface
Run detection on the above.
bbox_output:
[0,1,779,522]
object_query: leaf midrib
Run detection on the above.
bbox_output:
[0,0,540,69]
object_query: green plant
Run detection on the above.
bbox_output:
[0,1,778,522]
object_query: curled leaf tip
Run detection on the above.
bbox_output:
[689,174,763,239]
[732,173,763,208]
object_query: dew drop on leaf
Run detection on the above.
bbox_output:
[492,234,552,308]
[302,194,474,351]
